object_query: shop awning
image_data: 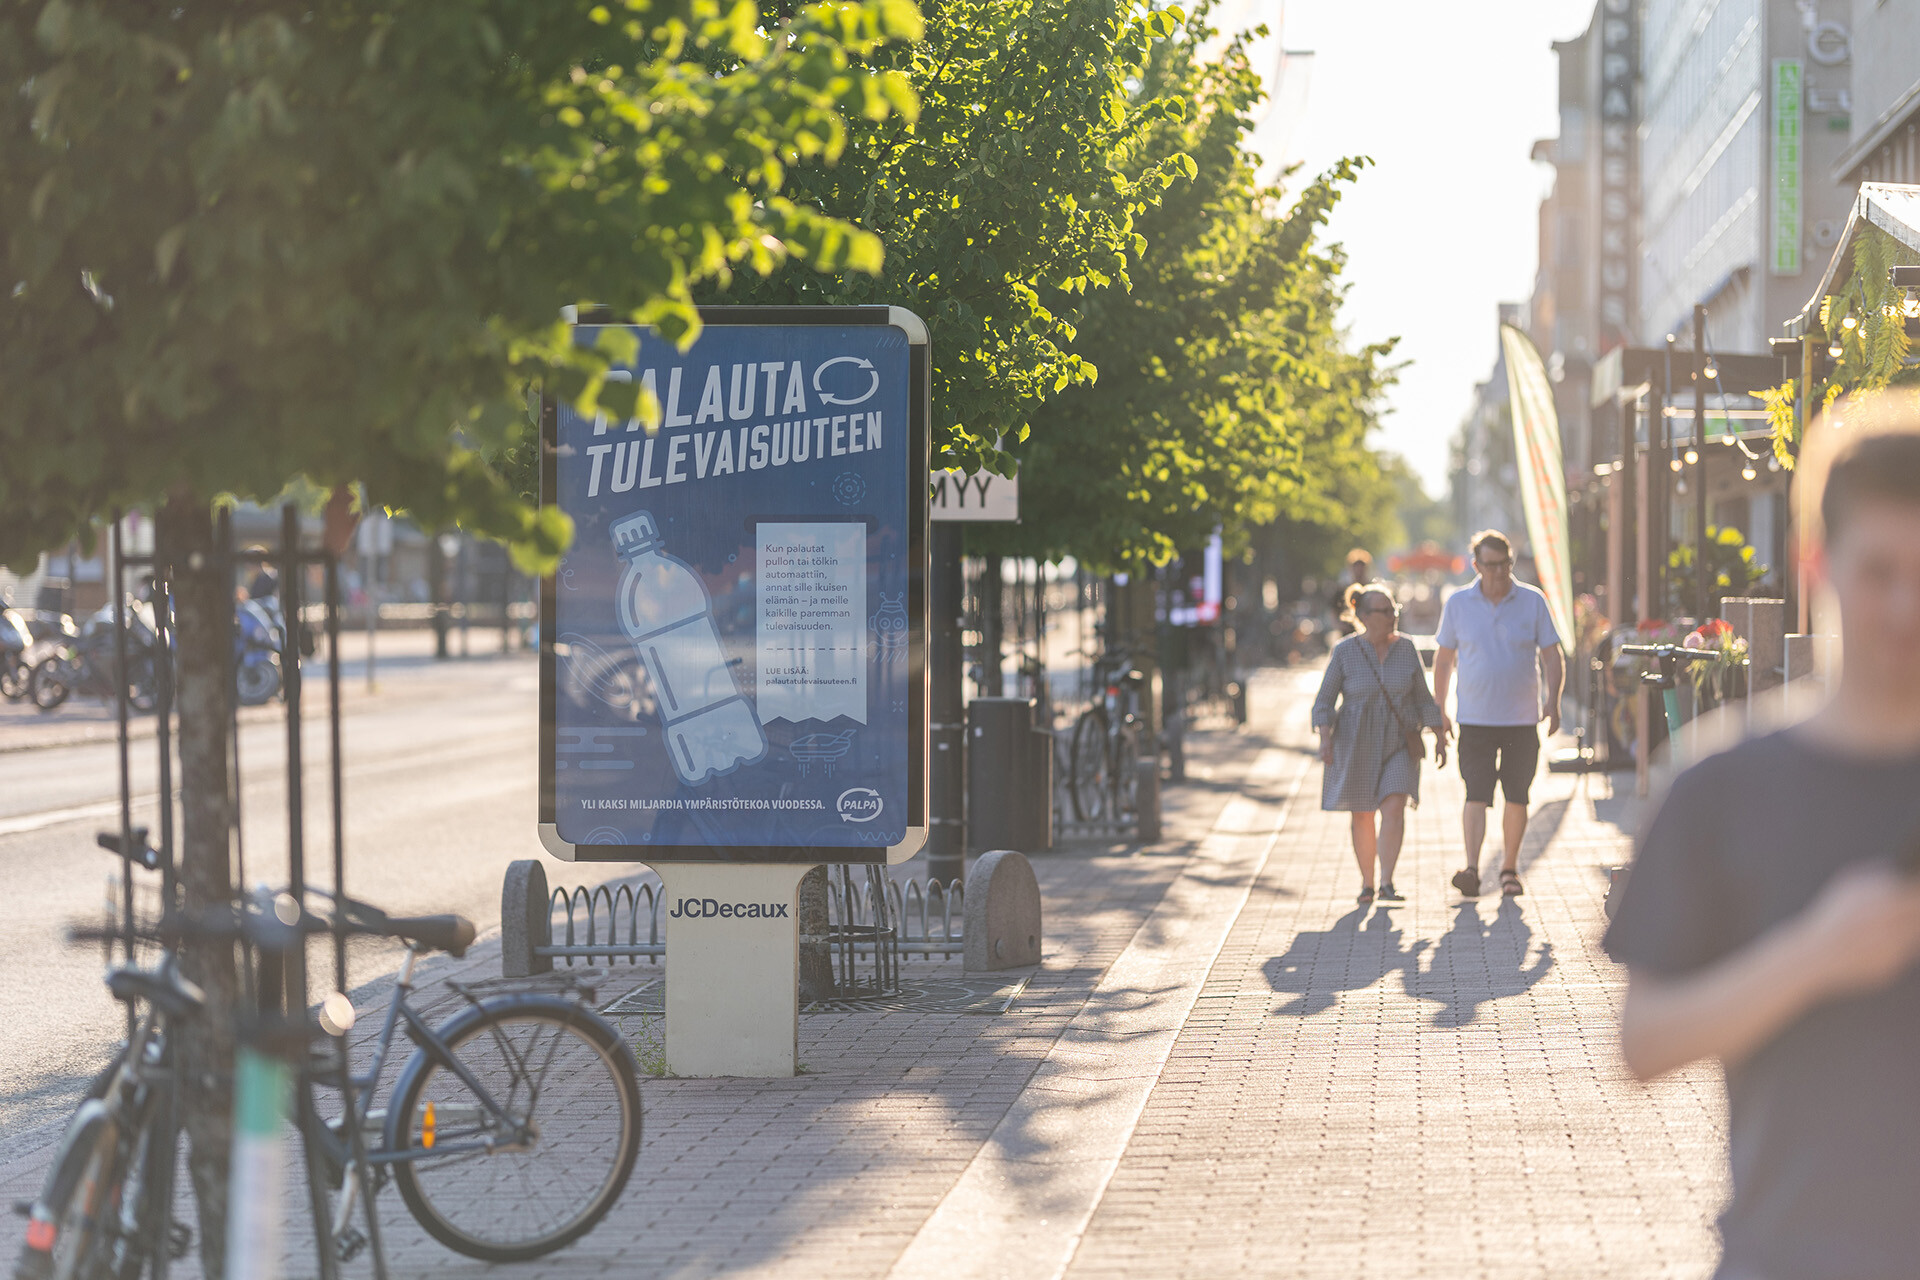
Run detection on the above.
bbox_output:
[1783,182,1920,338]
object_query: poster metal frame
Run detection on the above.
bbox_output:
[536,305,930,865]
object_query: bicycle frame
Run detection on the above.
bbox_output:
[318,949,533,1183]
[25,971,183,1280]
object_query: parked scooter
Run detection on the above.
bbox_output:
[0,608,33,701]
[26,600,161,712]
[2,609,80,702]
[235,594,286,706]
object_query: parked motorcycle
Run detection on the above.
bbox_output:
[235,594,285,706]
[1,608,31,700]
[2,609,78,702]
[26,600,161,712]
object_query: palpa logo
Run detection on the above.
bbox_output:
[837,787,884,823]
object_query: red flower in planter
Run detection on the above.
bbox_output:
[1684,619,1734,649]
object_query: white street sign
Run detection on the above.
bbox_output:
[931,468,1019,522]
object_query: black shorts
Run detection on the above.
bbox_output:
[1458,725,1539,805]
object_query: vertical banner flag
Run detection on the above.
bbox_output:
[1499,324,1574,654]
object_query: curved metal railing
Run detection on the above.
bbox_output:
[544,878,664,966]
[894,876,963,959]
[533,868,967,992]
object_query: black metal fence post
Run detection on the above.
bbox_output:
[927,524,965,886]
[279,504,308,1014]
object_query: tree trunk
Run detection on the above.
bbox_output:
[796,865,833,1003]
[159,496,238,1279]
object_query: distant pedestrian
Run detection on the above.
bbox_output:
[1605,422,1920,1278]
[1432,530,1564,898]
[1331,548,1374,636]
[241,545,278,602]
[1313,583,1449,904]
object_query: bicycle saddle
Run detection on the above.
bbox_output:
[106,966,206,1018]
[386,914,477,958]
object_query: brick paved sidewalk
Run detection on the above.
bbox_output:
[1066,696,1727,1278]
[1,665,1729,1278]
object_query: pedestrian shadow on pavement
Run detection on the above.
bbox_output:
[1263,904,1418,1018]
[1404,899,1554,1028]
[1517,795,1572,873]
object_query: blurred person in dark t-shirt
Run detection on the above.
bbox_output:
[1605,423,1920,1280]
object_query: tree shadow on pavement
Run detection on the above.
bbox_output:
[1404,898,1554,1028]
[1263,904,1420,1018]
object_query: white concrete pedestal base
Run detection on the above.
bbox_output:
[650,862,811,1077]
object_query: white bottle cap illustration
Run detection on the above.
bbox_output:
[611,510,661,559]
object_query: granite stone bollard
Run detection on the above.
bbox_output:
[501,858,553,978]
[963,849,1042,972]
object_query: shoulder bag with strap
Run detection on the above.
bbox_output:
[1358,639,1425,761]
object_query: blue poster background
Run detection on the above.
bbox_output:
[552,323,913,851]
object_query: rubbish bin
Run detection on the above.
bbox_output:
[968,697,1052,853]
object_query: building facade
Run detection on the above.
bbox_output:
[1531,0,1644,483]
[1835,0,1920,183]
[1451,305,1527,551]
[1638,0,1855,352]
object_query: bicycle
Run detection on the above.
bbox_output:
[1067,651,1149,822]
[311,891,643,1264]
[13,830,193,1280]
[16,840,643,1279]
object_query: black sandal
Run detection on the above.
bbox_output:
[1357,885,1375,904]
[1377,883,1403,902]
[1500,869,1524,897]
[1451,867,1480,897]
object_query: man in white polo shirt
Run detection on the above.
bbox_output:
[1432,530,1564,898]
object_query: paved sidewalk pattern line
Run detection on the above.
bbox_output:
[1064,732,1728,1279]
[887,747,1310,1280]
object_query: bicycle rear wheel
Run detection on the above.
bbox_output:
[15,1106,125,1280]
[391,1002,641,1262]
[1069,707,1110,821]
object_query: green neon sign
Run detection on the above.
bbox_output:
[1773,59,1803,277]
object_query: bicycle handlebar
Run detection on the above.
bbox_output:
[96,827,164,872]
[69,890,476,959]
[1617,643,1717,661]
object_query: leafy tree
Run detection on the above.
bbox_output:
[968,17,1395,570]
[1384,454,1454,552]
[712,0,1195,472]
[2,0,915,1267]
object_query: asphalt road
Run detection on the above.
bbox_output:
[0,640,629,1162]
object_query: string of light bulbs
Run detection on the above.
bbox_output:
[1701,322,1776,482]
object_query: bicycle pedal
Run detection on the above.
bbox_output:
[11,1199,32,1218]
[167,1220,193,1259]
[335,1227,367,1262]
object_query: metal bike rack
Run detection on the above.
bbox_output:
[523,867,967,993]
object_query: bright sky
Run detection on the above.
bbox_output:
[1282,0,1600,496]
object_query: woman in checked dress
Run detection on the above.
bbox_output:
[1312,583,1450,904]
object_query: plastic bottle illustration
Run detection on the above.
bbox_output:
[611,511,766,784]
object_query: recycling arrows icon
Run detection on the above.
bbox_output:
[813,356,880,407]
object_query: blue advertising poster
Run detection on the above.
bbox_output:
[539,308,928,863]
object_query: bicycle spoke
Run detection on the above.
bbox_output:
[394,1010,636,1260]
